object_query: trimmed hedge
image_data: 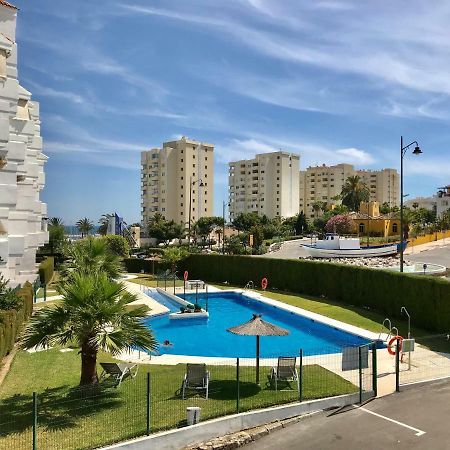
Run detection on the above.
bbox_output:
[123,258,159,274]
[0,282,33,360]
[38,256,54,285]
[181,255,450,333]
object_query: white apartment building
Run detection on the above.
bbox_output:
[299,164,399,218]
[0,1,48,286]
[229,151,300,220]
[405,186,450,218]
[141,137,214,226]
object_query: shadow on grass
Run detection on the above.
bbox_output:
[0,383,123,437]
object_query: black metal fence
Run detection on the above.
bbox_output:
[0,343,376,450]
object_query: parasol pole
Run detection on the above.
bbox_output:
[256,335,260,385]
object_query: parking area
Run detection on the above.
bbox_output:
[243,378,450,450]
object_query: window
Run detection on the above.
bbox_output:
[205,199,207,203]
[392,223,398,233]
[359,223,365,233]
[181,203,183,207]
[193,164,196,168]
[16,99,30,120]
[181,167,184,171]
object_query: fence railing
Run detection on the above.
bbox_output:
[397,334,450,389]
[0,343,377,450]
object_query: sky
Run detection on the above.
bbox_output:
[12,0,450,224]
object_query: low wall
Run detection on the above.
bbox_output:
[103,391,370,450]
[410,231,450,247]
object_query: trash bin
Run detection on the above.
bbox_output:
[186,406,201,425]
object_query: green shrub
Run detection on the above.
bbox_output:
[101,235,130,257]
[38,257,54,285]
[123,258,159,274]
[0,282,33,360]
[181,255,450,333]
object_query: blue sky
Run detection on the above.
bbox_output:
[13,0,450,224]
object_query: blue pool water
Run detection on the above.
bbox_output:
[143,292,371,357]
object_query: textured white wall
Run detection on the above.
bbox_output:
[0,5,48,286]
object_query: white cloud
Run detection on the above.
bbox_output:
[336,148,375,165]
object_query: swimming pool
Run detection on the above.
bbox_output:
[143,291,372,357]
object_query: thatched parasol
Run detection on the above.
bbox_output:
[227,314,289,385]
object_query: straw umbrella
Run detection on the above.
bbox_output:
[227,314,289,385]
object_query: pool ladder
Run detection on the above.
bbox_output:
[244,281,254,290]
[379,318,398,341]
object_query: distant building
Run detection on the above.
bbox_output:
[405,185,450,218]
[405,196,436,212]
[299,164,399,218]
[436,185,450,218]
[348,202,400,238]
[141,137,214,226]
[0,2,48,286]
[229,151,300,220]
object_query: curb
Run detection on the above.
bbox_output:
[182,412,319,450]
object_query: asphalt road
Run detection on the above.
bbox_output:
[405,244,450,269]
[260,238,450,270]
[243,379,450,450]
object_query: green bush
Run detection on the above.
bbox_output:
[181,255,450,333]
[123,258,159,274]
[0,282,33,360]
[101,235,130,257]
[38,257,54,286]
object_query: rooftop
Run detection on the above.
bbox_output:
[0,0,17,10]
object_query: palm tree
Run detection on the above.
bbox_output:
[76,217,94,238]
[49,217,64,227]
[311,201,322,219]
[21,272,157,385]
[341,176,370,212]
[98,214,112,236]
[62,237,123,280]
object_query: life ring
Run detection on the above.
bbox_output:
[261,277,268,290]
[387,335,403,355]
[184,271,189,281]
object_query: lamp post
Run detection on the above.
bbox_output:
[188,177,204,251]
[400,136,422,272]
[222,201,226,254]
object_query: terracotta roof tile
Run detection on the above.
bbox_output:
[0,1,17,10]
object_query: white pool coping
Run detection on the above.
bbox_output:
[129,287,387,365]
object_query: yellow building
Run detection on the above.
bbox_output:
[349,202,401,237]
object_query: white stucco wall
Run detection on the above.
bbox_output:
[0,4,48,286]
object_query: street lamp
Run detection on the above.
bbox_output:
[188,177,204,250]
[400,136,422,272]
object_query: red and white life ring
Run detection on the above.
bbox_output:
[184,270,189,281]
[387,335,403,355]
[261,277,268,290]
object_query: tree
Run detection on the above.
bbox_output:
[293,211,308,235]
[21,272,157,385]
[311,201,322,219]
[224,235,248,255]
[341,176,370,212]
[98,214,112,236]
[76,218,94,238]
[232,212,260,232]
[325,214,353,234]
[0,275,22,310]
[194,217,224,247]
[49,217,64,227]
[147,214,184,245]
[102,235,130,257]
[63,237,123,280]
[161,247,188,272]
[48,218,66,253]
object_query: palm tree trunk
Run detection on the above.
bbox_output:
[80,344,99,385]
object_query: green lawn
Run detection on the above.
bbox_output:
[0,349,356,450]
[127,273,185,289]
[214,285,450,353]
